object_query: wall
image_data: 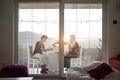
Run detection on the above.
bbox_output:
[0,0,14,67]
[0,0,120,68]
[108,0,120,58]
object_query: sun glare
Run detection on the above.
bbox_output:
[64,37,69,42]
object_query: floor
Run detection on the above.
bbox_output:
[33,78,66,80]
[33,79,66,80]
[29,68,67,74]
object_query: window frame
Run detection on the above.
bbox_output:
[15,0,108,77]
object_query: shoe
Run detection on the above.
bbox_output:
[40,69,47,74]
[65,68,69,71]
[45,68,48,71]
[65,68,67,71]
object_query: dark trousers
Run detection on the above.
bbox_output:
[64,57,71,68]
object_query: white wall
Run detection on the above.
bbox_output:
[0,0,120,67]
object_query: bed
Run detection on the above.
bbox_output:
[66,61,120,80]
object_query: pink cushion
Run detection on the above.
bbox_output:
[87,63,113,80]
[0,64,28,77]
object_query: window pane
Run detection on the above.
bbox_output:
[64,4,102,69]
[77,22,89,38]
[33,9,45,21]
[46,9,59,21]
[19,9,32,21]
[32,22,45,35]
[64,22,76,39]
[90,22,102,38]
[65,9,76,21]
[19,22,32,33]
[46,22,59,39]
[18,2,59,75]
[77,9,89,21]
[90,9,102,21]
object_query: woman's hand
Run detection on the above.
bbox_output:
[52,43,56,47]
[52,42,59,47]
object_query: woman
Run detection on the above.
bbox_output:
[53,35,80,69]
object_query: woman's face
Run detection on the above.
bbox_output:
[70,36,75,42]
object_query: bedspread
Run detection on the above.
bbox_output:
[66,67,120,80]
[66,67,95,80]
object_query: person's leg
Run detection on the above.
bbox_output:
[64,57,70,69]
[40,64,47,74]
[40,53,49,73]
[33,53,47,73]
[44,54,49,70]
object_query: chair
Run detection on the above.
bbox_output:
[70,45,83,67]
[27,45,40,74]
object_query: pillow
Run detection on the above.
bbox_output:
[0,64,28,77]
[84,61,102,71]
[87,63,113,80]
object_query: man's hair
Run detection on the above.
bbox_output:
[41,35,48,40]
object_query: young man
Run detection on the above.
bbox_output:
[33,35,53,74]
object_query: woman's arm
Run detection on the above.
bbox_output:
[52,42,59,47]
[52,41,69,47]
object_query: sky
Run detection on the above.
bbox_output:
[19,7,102,40]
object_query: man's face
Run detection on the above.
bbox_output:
[42,38,47,42]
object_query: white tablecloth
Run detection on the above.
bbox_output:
[47,52,59,71]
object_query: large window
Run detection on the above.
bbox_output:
[18,2,102,75]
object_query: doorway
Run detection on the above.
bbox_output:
[64,4,102,71]
[17,1,103,77]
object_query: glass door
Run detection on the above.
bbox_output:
[64,3,102,73]
[18,2,59,75]
[18,1,103,77]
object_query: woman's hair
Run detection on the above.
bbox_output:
[41,35,48,40]
[70,34,75,38]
